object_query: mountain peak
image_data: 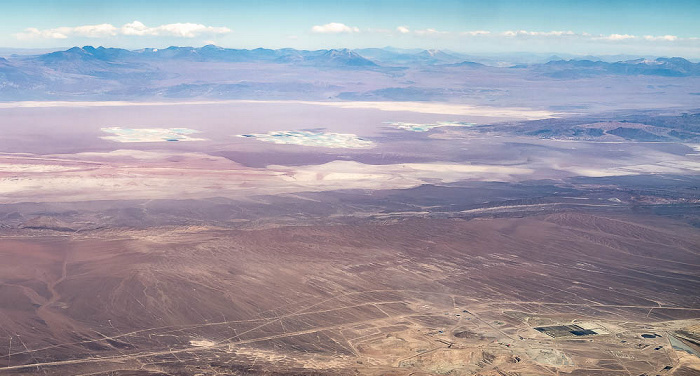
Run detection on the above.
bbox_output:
[413,49,462,64]
[318,49,377,66]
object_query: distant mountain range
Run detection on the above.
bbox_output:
[6,45,698,71]
[35,45,378,67]
[533,57,700,78]
[1,45,699,101]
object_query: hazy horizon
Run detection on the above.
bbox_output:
[3,44,700,63]
[1,0,698,57]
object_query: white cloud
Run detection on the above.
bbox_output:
[460,30,490,36]
[535,30,575,36]
[16,23,118,39]
[16,27,68,40]
[501,30,575,37]
[120,21,151,36]
[464,30,687,44]
[643,34,678,41]
[366,27,392,34]
[72,24,119,37]
[414,28,449,36]
[311,22,360,34]
[15,21,231,40]
[305,24,692,47]
[121,21,231,37]
[596,33,637,41]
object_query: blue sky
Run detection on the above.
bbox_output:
[1,0,699,56]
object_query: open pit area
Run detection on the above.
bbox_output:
[0,211,698,375]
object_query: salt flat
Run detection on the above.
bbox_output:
[0,99,558,119]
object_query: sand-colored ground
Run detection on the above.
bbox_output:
[0,213,697,375]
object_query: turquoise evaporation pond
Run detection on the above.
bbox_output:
[101,127,203,142]
[238,130,375,148]
[387,121,477,132]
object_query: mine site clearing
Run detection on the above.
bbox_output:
[0,212,698,375]
[2,297,695,375]
[1,277,697,375]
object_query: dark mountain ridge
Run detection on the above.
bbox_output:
[1,45,698,101]
[537,57,700,78]
[31,45,379,67]
[10,45,699,76]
